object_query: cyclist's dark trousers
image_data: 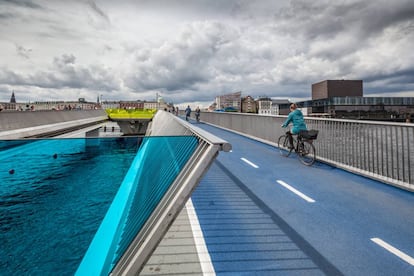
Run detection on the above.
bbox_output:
[286,131,293,148]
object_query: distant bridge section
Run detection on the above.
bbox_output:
[105,108,156,135]
[0,110,108,139]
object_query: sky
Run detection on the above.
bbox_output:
[1,0,414,107]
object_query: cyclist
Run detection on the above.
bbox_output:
[281,103,307,149]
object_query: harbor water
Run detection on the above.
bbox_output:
[0,137,141,275]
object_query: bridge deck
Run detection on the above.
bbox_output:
[143,120,414,275]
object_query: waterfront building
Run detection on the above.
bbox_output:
[213,92,289,115]
[10,91,16,103]
[271,99,290,115]
[241,95,257,113]
[143,99,170,110]
[302,96,414,121]
[312,79,363,100]
[143,101,158,109]
[256,97,272,115]
[119,100,145,109]
[0,99,98,111]
[215,91,242,111]
[101,100,118,110]
[208,102,217,111]
[279,80,414,122]
[0,92,174,112]
[34,100,97,110]
[0,92,17,110]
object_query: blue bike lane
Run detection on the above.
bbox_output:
[191,122,414,275]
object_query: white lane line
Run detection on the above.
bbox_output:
[241,157,259,168]
[276,180,316,203]
[371,237,414,266]
[186,199,216,275]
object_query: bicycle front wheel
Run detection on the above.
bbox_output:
[278,135,292,157]
[297,140,316,166]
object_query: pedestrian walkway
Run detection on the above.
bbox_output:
[144,120,414,275]
[141,204,204,275]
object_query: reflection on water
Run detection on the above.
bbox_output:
[0,137,141,275]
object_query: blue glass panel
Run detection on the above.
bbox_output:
[115,136,199,261]
[76,136,198,275]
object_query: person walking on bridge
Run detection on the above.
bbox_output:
[281,103,307,148]
[185,105,191,121]
[195,106,200,122]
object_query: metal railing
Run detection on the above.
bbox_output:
[199,111,414,191]
[76,111,231,275]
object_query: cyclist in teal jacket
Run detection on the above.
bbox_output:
[282,103,307,148]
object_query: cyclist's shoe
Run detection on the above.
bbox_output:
[299,148,308,155]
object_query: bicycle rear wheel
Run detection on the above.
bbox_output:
[278,135,292,157]
[297,140,316,166]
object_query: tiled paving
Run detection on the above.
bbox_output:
[142,206,203,275]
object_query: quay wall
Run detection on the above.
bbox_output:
[0,109,107,131]
[196,111,414,192]
[0,109,108,138]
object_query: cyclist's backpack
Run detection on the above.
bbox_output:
[300,129,319,140]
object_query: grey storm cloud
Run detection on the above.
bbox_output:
[15,44,32,59]
[1,0,414,104]
[87,0,110,22]
[123,0,414,102]
[124,20,283,96]
[125,21,234,92]
[0,0,42,9]
[0,54,120,91]
[274,0,414,39]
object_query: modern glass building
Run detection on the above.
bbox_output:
[279,80,414,122]
[280,96,414,121]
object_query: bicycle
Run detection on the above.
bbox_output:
[277,129,318,166]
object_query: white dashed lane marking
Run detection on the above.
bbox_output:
[240,157,259,168]
[276,180,316,203]
[371,237,414,266]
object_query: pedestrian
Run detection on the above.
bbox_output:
[185,105,191,121]
[195,106,200,122]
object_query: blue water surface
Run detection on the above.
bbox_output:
[0,137,141,275]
